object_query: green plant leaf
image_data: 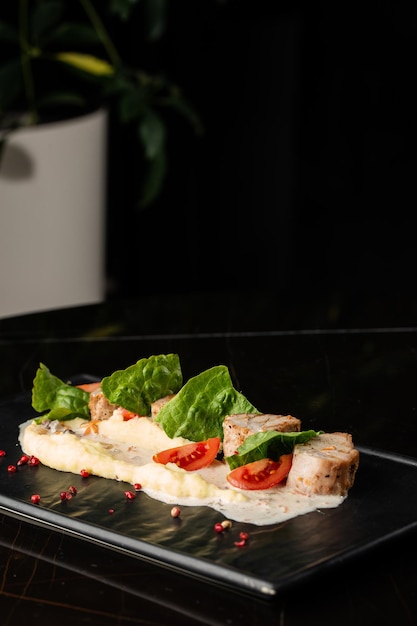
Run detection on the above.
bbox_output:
[164,95,204,135]
[30,0,66,46]
[31,363,90,420]
[143,0,167,41]
[139,109,165,159]
[155,366,259,442]
[101,353,183,415]
[37,90,88,111]
[138,147,167,209]
[103,73,131,97]
[108,0,140,22]
[55,52,114,76]
[118,85,147,123]
[225,430,323,470]
[41,22,101,47]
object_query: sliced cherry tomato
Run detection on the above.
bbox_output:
[226,454,293,490]
[153,437,221,471]
[76,382,101,393]
[121,408,140,421]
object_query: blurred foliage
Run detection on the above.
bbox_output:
[0,0,202,208]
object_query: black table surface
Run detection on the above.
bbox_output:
[1,288,417,625]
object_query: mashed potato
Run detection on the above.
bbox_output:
[19,412,345,526]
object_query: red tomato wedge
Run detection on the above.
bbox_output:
[226,454,293,490]
[121,408,140,421]
[76,382,101,393]
[153,437,221,471]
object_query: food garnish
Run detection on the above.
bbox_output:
[18,353,360,526]
[154,365,258,441]
[226,455,293,490]
[153,437,221,471]
[101,354,182,415]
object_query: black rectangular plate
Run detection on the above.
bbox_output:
[2,380,417,598]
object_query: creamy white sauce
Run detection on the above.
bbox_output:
[18,415,345,526]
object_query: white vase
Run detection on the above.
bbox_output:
[0,108,107,318]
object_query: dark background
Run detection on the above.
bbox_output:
[105,0,417,302]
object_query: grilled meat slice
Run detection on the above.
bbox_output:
[286,432,359,496]
[151,394,176,418]
[89,389,176,422]
[222,413,301,457]
[88,390,117,421]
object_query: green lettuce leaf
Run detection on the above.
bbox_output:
[225,429,323,470]
[155,365,259,441]
[31,363,90,421]
[100,353,182,415]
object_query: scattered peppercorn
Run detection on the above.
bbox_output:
[221,520,232,530]
[214,520,232,533]
[60,491,73,501]
[234,531,249,547]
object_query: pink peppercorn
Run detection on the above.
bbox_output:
[234,531,249,547]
